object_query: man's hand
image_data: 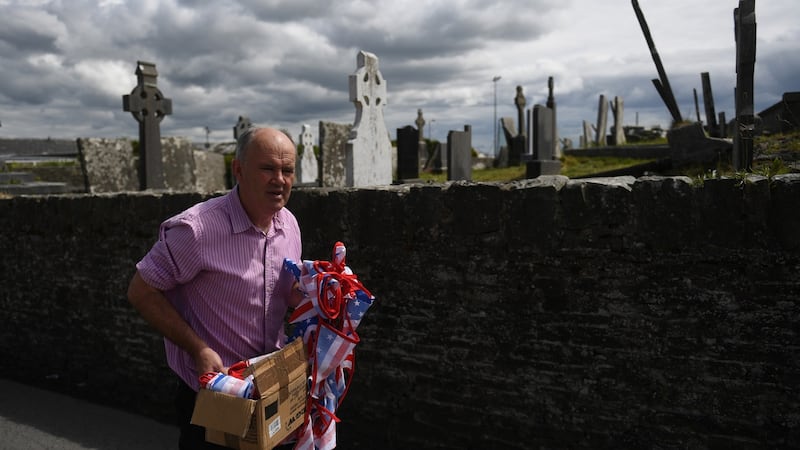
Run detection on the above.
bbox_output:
[194,346,227,376]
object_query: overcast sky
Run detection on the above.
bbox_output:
[0,0,797,156]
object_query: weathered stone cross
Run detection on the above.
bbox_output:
[122,61,172,190]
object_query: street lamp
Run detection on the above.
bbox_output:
[492,75,502,158]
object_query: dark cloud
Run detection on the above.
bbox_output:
[0,0,797,153]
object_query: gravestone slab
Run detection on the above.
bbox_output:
[526,105,562,178]
[583,121,593,148]
[595,94,608,146]
[447,125,472,181]
[501,117,525,166]
[533,105,555,160]
[346,51,393,187]
[161,137,196,191]
[77,138,138,193]
[297,124,319,185]
[423,141,443,174]
[611,96,626,146]
[396,125,420,182]
[319,121,350,188]
[193,150,226,193]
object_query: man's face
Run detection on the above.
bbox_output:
[233,129,296,219]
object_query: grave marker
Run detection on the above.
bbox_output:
[595,95,608,146]
[546,76,561,158]
[415,109,425,143]
[345,51,392,187]
[501,117,525,165]
[233,116,252,140]
[122,61,172,190]
[319,121,350,188]
[701,72,720,137]
[611,96,626,146]
[297,124,319,185]
[415,109,428,168]
[733,0,756,171]
[514,86,526,137]
[396,125,421,182]
[525,105,561,178]
[447,125,472,181]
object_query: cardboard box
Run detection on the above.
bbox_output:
[191,339,308,450]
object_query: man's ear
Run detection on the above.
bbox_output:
[231,158,241,182]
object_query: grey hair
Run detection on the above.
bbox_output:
[235,127,296,162]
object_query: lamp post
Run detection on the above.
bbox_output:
[492,75,501,158]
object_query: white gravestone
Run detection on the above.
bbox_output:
[297,124,318,185]
[346,51,393,187]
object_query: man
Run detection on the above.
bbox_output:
[128,127,303,449]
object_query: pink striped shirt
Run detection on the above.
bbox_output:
[136,187,301,390]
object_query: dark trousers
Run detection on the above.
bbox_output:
[174,379,296,450]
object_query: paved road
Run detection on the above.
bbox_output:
[0,379,178,449]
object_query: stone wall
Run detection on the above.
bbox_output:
[0,175,798,448]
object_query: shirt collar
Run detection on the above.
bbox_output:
[227,185,285,235]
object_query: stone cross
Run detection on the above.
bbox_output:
[122,61,172,190]
[415,109,425,142]
[514,86,526,137]
[546,76,561,158]
[346,51,392,187]
[233,115,252,141]
[296,124,319,185]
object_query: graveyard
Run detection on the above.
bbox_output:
[1,1,799,448]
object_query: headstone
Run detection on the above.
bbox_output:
[514,86,526,137]
[532,106,555,160]
[396,125,420,182]
[583,120,593,148]
[161,137,196,191]
[193,149,226,193]
[233,116,252,140]
[77,138,138,193]
[297,124,319,185]
[701,72,720,137]
[610,96,626,146]
[501,117,525,165]
[526,105,562,178]
[733,0,756,171]
[546,76,561,158]
[414,109,427,168]
[595,95,608,146]
[415,109,425,143]
[667,122,732,163]
[447,125,472,181]
[122,61,172,190]
[423,141,443,174]
[345,51,393,187]
[319,121,350,188]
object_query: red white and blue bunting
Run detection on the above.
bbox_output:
[283,242,375,450]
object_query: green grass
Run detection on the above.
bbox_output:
[416,131,799,183]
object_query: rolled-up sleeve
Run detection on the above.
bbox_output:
[137,217,204,291]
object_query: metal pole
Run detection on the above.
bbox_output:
[493,76,501,157]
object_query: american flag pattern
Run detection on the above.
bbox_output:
[283,242,375,450]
